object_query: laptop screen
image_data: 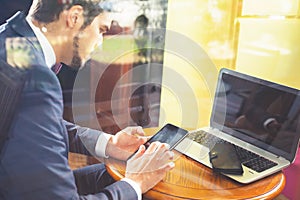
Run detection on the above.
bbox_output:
[210,68,300,162]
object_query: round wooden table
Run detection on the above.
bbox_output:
[105,128,286,200]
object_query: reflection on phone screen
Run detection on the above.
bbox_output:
[127,124,188,160]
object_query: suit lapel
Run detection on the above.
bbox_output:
[6,11,46,67]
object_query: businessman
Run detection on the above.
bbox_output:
[0,0,174,199]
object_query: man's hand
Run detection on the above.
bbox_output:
[106,126,148,160]
[125,142,175,193]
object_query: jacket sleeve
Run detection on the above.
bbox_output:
[65,120,112,157]
[79,181,138,200]
[65,120,96,156]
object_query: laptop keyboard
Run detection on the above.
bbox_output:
[188,130,278,173]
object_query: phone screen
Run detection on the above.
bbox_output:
[128,124,188,160]
[145,124,188,149]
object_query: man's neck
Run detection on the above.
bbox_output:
[26,16,56,68]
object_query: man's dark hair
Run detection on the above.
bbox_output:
[32,0,106,29]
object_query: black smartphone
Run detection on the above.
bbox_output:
[127,123,188,160]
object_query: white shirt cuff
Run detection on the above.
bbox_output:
[95,133,112,158]
[121,178,142,200]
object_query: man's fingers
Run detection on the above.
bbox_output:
[145,142,160,154]
[137,136,148,144]
[163,150,174,160]
[143,142,171,162]
[130,145,146,160]
[124,126,145,136]
[166,162,175,170]
[157,162,175,173]
[153,143,170,155]
[134,126,145,136]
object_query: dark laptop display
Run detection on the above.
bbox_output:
[211,69,300,162]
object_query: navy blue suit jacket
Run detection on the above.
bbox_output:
[0,12,137,200]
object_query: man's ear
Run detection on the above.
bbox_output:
[66,5,84,29]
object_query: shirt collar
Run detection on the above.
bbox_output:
[26,16,56,69]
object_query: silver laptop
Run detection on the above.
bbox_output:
[175,68,300,184]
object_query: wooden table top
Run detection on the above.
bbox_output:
[105,127,286,200]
